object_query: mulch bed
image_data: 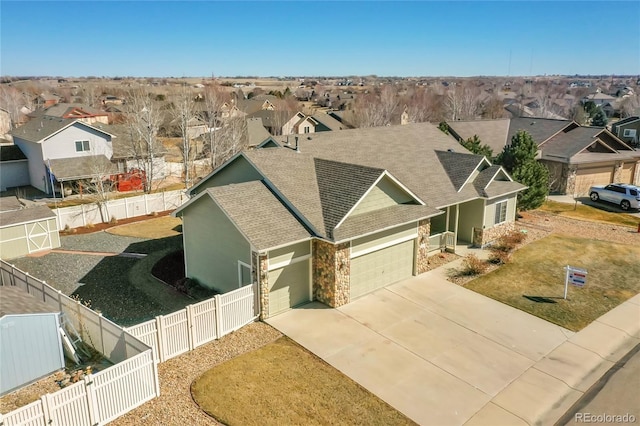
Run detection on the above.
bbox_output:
[60,211,173,236]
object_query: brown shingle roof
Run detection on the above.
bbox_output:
[507,117,573,146]
[314,158,385,238]
[334,204,441,242]
[49,155,117,181]
[446,118,511,154]
[436,150,485,191]
[207,181,310,251]
[0,205,56,227]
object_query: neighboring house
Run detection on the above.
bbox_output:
[448,117,640,196]
[538,126,640,196]
[11,116,115,195]
[34,92,61,108]
[0,144,30,191]
[311,112,348,131]
[582,91,616,107]
[101,95,125,105]
[0,196,61,259]
[445,118,511,155]
[174,122,525,318]
[0,286,65,396]
[611,116,640,147]
[248,110,296,135]
[246,117,276,148]
[29,103,109,125]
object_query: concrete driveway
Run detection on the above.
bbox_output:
[267,266,578,425]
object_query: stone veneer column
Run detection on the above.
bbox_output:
[566,165,578,196]
[415,219,431,274]
[481,222,516,246]
[613,161,624,183]
[313,240,350,308]
[258,254,270,320]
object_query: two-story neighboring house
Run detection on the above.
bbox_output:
[611,116,640,147]
[11,116,115,195]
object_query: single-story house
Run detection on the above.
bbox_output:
[174,122,525,318]
[0,286,65,396]
[447,117,640,196]
[0,196,61,259]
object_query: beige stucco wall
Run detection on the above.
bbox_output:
[191,156,262,196]
[182,195,251,293]
[483,194,517,230]
[351,177,414,216]
[457,199,485,243]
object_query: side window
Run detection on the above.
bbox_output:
[494,201,507,225]
[630,189,638,196]
[75,140,90,152]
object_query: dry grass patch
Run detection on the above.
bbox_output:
[540,200,640,228]
[465,234,640,331]
[106,216,182,239]
[192,337,416,426]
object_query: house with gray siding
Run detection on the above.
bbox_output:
[175,122,525,318]
[11,116,115,195]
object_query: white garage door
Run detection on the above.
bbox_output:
[350,240,414,300]
[575,166,613,196]
[268,259,310,316]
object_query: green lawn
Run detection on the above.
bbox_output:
[191,337,416,426]
[540,200,640,228]
[465,235,640,331]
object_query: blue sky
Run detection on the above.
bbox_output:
[1,1,638,77]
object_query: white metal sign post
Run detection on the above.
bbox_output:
[564,265,588,299]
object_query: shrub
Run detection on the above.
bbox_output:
[86,222,95,229]
[461,254,488,276]
[488,250,511,265]
[109,216,118,225]
[487,231,527,264]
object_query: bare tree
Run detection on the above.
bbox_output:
[171,84,196,187]
[202,84,227,170]
[211,117,247,169]
[124,89,163,192]
[84,152,117,223]
[444,82,481,121]
[0,85,32,130]
[403,86,444,123]
[349,85,399,127]
[619,94,639,118]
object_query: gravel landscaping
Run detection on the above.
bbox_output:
[111,322,282,426]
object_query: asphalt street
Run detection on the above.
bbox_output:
[559,344,640,426]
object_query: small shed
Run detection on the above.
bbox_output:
[0,197,61,259]
[0,286,65,396]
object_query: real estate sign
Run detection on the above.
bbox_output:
[563,265,588,299]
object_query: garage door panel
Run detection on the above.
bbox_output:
[268,260,310,315]
[620,163,635,184]
[351,240,414,300]
[575,167,613,196]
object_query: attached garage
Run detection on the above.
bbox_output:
[0,197,61,260]
[0,145,30,191]
[349,224,416,300]
[267,241,312,315]
[620,162,636,184]
[575,166,613,196]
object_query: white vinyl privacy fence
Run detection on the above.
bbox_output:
[126,283,259,363]
[0,261,260,425]
[0,261,159,426]
[53,189,187,230]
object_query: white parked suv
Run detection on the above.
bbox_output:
[589,183,640,211]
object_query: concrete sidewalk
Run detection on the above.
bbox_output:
[267,263,640,425]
